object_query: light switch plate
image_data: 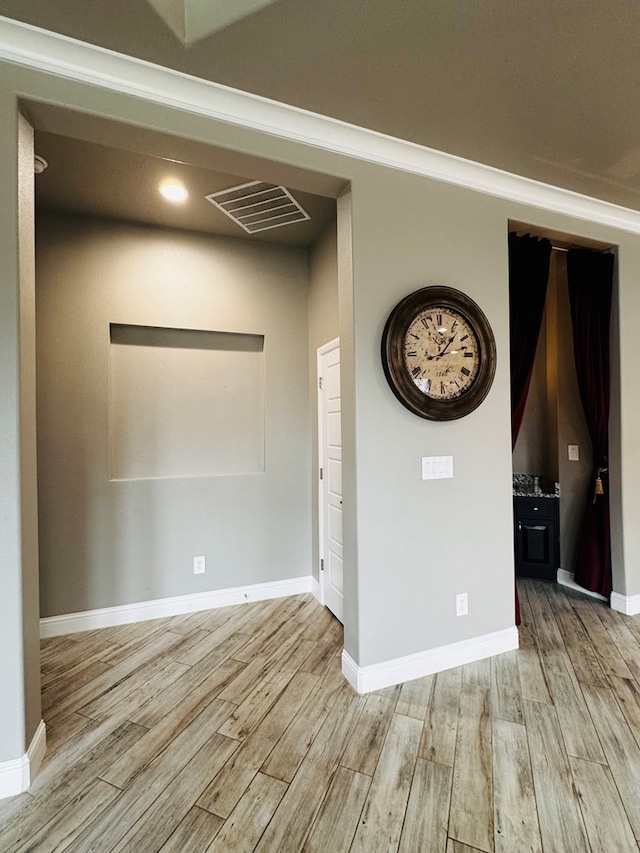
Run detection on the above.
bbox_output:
[456,592,468,617]
[568,444,580,461]
[422,455,454,480]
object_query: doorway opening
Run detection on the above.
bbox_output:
[509,221,618,600]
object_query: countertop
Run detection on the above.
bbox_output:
[513,473,560,499]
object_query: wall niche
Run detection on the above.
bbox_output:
[109,323,265,481]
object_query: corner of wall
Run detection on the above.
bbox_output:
[335,190,358,662]
[0,720,46,800]
[18,108,43,749]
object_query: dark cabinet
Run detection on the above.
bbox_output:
[514,496,559,581]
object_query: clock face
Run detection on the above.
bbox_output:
[403,306,480,401]
[381,286,496,421]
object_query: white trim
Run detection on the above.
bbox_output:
[40,576,312,638]
[0,720,46,799]
[311,575,322,604]
[2,18,640,234]
[610,591,640,616]
[317,338,341,354]
[556,569,608,603]
[341,627,519,694]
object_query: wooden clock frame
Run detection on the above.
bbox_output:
[381,285,497,421]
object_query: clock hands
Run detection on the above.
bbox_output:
[425,334,456,360]
[405,320,471,367]
[436,335,456,358]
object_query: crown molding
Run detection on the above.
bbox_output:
[1,16,640,233]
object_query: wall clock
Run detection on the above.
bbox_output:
[381,285,496,420]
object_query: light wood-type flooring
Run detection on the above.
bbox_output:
[3,579,640,851]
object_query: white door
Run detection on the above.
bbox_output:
[318,338,343,623]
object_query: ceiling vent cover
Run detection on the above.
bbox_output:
[205,181,310,234]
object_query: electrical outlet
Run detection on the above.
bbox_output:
[193,555,206,575]
[456,592,468,617]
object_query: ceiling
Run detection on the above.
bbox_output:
[4,0,640,210]
[144,0,283,44]
[34,131,338,248]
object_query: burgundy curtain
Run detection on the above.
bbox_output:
[509,232,552,448]
[567,249,614,598]
[508,233,552,625]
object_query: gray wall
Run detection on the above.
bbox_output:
[0,109,41,764]
[308,221,339,582]
[349,171,515,666]
[36,211,311,616]
[336,190,358,658]
[19,114,42,749]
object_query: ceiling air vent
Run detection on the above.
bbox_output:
[205,181,310,234]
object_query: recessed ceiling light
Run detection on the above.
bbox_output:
[160,180,188,203]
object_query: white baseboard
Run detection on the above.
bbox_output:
[341,626,519,694]
[0,720,46,800]
[40,576,313,638]
[556,569,608,603]
[610,591,640,616]
[311,575,322,604]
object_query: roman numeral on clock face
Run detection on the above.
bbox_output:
[461,366,471,377]
[412,366,421,377]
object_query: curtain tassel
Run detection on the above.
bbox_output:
[593,467,607,502]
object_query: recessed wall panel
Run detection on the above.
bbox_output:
[109,324,265,480]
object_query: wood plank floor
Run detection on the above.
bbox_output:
[3,579,640,851]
